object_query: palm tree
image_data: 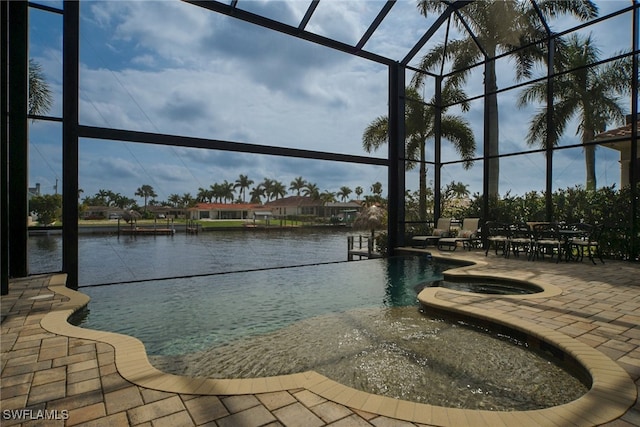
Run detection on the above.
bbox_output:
[260,178,275,202]
[209,183,222,203]
[289,176,307,196]
[219,180,235,203]
[181,193,194,208]
[371,182,383,198]
[28,59,53,117]
[448,181,470,199]
[413,0,598,197]
[94,189,113,206]
[134,185,157,212]
[269,181,287,201]
[363,86,474,221]
[518,33,629,191]
[196,187,211,203]
[168,193,181,207]
[234,174,253,203]
[320,190,336,205]
[337,186,352,202]
[355,186,363,200]
[302,182,320,201]
[249,186,265,204]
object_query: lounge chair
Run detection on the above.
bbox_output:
[437,218,480,251]
[411,218,452,248]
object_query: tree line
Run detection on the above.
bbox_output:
[79,176,385,210]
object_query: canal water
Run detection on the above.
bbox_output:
[28,227,357,285]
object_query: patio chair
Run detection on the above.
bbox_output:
[568,223,604,264]
[484,221,510,257]
[412,218,452,248]
[507,222,533,258]
[437,218,480,251]
[531,223,562,262]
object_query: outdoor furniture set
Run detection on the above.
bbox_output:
[411,218,603,264]
[484,221,604,264]
[411,218,481,251]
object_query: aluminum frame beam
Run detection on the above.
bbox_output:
[183,0,395,66]
[79,126,389,167]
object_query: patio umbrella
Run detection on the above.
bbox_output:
[122,210,142,224]
[353,205,386,242]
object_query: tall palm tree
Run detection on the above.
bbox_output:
[337,186,352,202]
[413,0,598,197]
[518,33,629,191]
[363,86,475,221]
[371,182,383,197]
[28,59,53,117]
[134,185,157,212]
[289,176,307,196]
[355,186,363,200]
[234,174,253,203]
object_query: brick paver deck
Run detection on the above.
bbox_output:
[1,249,639,426]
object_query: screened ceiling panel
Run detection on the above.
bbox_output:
[305,0,388,46]
[184,0,635,75]
[235,0,314,28]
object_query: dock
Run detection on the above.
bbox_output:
[347,235,382,260]
[119,227,175,236]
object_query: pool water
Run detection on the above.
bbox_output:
[72,256,446,355]
[427,280,542,295]
[71,256,588,410]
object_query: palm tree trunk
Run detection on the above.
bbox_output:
[584,129,597,191]
[485,60,500,198]
[419,142,427,222]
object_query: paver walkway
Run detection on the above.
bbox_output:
[1,249,640,426]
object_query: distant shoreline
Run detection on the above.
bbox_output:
[28,223,353,236]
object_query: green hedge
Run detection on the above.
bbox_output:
[455,184,639,261]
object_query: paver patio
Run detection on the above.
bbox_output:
[1,249,639,426]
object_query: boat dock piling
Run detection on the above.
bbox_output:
[347,235,382,260]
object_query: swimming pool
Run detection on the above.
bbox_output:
[71,256,588,410]
[72,256,447,355]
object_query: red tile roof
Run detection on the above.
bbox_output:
[594,119,639,141]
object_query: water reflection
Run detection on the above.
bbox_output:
[383,255,434,306]
[29,229,356,285]
[34,235,58,251]
[29,235,61,273]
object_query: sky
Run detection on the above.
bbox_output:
[27,0,636,206]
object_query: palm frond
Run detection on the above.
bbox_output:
[28,59,53,117]
[440,114,476,169]
[537,0,598,20]
[362,116,389,153]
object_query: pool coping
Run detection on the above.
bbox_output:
[39,265,636,427]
